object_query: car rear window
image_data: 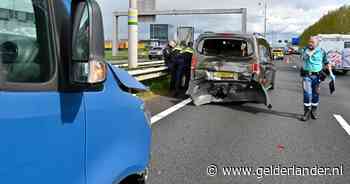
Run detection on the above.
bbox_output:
[152,47,163,50]
[197,38,254,57]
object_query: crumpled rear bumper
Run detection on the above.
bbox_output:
[187,79,271,107]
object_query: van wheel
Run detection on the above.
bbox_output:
[119,174,145,184]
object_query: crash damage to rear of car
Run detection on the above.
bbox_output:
[186,33,274,108]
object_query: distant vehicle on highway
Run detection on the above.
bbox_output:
[187,32,276,108]
[272,48,285,60]
[148,46,164,60]
[318,34,350,74]
[285,47,300,55]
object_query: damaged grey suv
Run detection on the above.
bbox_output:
[187,32,276,108]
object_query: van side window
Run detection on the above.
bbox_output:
[0,0,54,83]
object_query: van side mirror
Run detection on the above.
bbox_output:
[71,0,106,84]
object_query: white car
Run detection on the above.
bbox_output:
[148,46,164,60]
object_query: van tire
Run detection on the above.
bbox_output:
[119,174,145,184]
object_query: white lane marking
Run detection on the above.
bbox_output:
[334,114,350,136]
[151,98,192,125]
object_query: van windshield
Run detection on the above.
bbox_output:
[198,38,254,58]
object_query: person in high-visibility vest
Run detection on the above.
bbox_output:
[300,36,335,121]
[182,42,195,91]
[163,40,177,91]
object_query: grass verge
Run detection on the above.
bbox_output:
[137,76,170,101]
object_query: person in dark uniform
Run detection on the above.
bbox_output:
[182,42,195,91]
[163,40,177,91]
[172,41,186,97]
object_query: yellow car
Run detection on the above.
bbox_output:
[272,48,284,60]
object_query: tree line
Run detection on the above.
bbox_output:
[299,6,350,46]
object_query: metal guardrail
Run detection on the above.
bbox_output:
[112,60,169,81]
[115,60,166,68]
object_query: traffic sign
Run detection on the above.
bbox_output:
[292,37,300,45]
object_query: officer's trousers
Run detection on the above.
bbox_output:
[303,75,321,108]
[174,59,185,94]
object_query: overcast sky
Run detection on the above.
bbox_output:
[96,0,350,43]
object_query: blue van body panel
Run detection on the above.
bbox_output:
[84,68,151,184]
[108,63,149,92]
[0,68,151,184]
[0,0,151,182]
[0,92,86,184]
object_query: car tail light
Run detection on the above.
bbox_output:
[191,55,198,78]
[191,55,198,71]
[251,63,260,74]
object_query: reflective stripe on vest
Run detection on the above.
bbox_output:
[184,48,194,54]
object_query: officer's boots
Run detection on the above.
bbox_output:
[301,106,312,121]
[311,106,318,120]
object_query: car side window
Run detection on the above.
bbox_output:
[0,0,54,83]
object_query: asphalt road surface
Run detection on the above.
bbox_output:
[148,57,350,183]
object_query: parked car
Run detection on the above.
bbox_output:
[285,47,300,55]
[148,46,164,60]
[272,48,285,60]
[187,32,276,108]
[0,0,151,184]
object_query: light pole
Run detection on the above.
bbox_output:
[128,0,138,69]
[259,0,267,37]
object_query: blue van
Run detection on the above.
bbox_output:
[0,0,151,183]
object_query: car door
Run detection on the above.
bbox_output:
[258,42,275,88]
[0,1,85,183]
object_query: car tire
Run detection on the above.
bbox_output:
[341,70,348,75]
[334,70,347,75]
[149,56,153,60]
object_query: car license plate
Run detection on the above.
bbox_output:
[214,72,238,80]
